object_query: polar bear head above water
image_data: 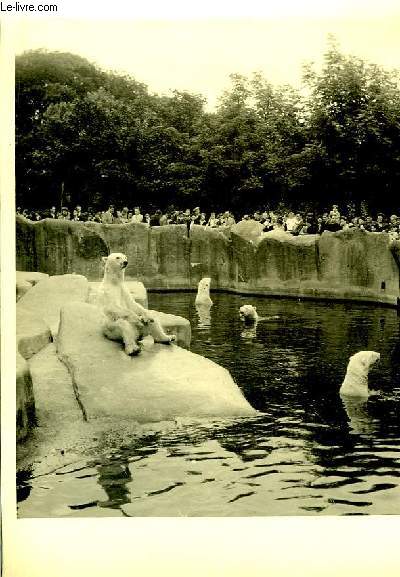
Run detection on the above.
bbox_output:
[340,350,380,397]
[239,304,259,324]
[195,277,212,306]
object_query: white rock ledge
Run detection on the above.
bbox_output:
[18,274,90,336]
[56,302,255,422]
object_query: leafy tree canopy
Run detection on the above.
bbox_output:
[15,42,400,215]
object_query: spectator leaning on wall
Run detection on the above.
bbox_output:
[101,205,114,224]
[131,207,143,223]
[14,203,400,241]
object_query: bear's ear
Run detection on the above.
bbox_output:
[102,256,108,264]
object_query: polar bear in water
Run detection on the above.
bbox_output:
[239,304,259,325]
[95,253,175,355]
[195,277,213,306]
[239,304,280,326]
[340,350,380,397]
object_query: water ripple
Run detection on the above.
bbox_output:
[17,293,400,517]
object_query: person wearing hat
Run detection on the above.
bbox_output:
[58,206,70,220]
[190,206,202,226]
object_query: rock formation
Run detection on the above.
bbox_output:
[56,302,255,421]
[16,271,247,441]
[16,218,400,306]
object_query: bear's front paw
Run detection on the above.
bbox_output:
[125,342,141,356]
[158,334,176,345]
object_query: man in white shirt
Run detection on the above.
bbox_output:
[285,212,298,233]
[131,207,143,223]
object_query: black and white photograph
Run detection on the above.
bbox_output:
[2,0,400,574]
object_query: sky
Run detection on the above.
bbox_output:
[12,1,400,109]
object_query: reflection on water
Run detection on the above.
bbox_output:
[195,303,212,329]
[17,294,400,516]
[340,396,380,436]
[97,458,132,511]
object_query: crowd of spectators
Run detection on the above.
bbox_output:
[16,203,400,241]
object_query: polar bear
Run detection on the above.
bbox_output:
[340,350,380,397]
[239,304,259,325]
[239,305,280,326]
[96,253,175,355]
[195,277,213,306]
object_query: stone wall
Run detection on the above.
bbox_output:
[16,217,400,306]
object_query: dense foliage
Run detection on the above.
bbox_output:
[15,40,400,214]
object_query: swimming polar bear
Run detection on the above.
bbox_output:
[195,277,213,306]
[340,350,380,397]
[239,304,280,326]
[95,253,175,355]
[239,304,259,324]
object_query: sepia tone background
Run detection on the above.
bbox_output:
[2,1,400,576]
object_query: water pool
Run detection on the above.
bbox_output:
[17,293,400,517]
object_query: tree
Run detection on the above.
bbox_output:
[303,37,400,212]
[32,87,148,208]
[15,44,400,215]
[16,51,156,208]
[16,50,105,207]
[198,73,307,212]
[135,90,207,208]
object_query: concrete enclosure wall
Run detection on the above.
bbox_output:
[16,217,400,306]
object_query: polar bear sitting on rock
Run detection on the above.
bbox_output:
[195,277,213,306]
[96,253,175,355]
[239,304,259,325]
[340,350,380,397]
